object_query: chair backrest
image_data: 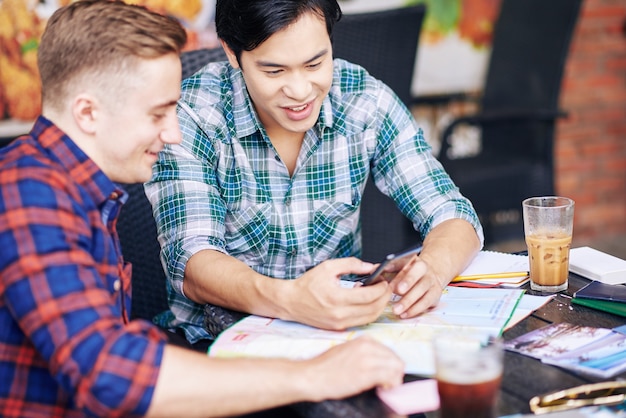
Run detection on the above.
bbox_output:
[0,137,13,149]
[181,47,227,79]
[435,0,582,244]
[118,47,228,321]
[480,0,582,158]
[333,5,426,260]
[332,5,426,108]
[117,183,168,320]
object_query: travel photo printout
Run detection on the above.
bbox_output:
[504,322,626,378]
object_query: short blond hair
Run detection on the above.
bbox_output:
[38,0,187,111]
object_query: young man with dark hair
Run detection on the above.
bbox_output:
[146,0,484,344]
[0,1,403,416]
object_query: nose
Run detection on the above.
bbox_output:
[159,115,182,144]
[282,71,312,101]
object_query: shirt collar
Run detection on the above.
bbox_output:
[30,116,126,208]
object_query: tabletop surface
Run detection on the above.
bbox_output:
[495,273,626,417]
[280,272,626,418]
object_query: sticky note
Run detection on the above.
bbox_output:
[376,379,440,415]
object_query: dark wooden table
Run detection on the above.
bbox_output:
[494,272,626,417]
[284,272,626,418]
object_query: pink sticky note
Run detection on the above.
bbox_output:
[376,379,440,415]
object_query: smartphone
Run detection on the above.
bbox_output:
[360,244,423,286]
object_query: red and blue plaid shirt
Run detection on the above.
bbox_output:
[0,116,166,417]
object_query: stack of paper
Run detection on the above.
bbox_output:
[451,250,529,288]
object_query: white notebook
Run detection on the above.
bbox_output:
[569,246,626,285]
[461,250,529,276]
[455,251,529,287]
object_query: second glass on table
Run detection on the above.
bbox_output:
[522,196,575,293]
[433,333,503,418]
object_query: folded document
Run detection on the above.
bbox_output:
[208,287,524,376]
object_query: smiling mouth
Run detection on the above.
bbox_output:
[290,104,308,112]
[286,100,314,112]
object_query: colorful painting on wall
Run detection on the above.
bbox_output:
[0,0,217,137]
[408,0,501,97]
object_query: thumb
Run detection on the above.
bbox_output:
[321,257,376,276]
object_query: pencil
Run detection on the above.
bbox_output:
[451,271,530,282]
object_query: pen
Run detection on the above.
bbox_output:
[451,271,530,282]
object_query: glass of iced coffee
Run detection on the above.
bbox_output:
[433,333,503,418]
[522,196,575,292]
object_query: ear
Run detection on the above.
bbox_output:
[71,93,99,135]
[220,40,241,69]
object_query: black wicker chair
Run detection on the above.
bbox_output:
[117,182,168,321]
[0,136,14,148]
[180,46,227,79]
[332,5,426,261]
[437,0,582,244]
[333,5,425,108]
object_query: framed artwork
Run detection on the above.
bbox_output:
[0,0,218,137]
[339,0,501,97]
[408,0,501,97]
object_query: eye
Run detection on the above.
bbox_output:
[264,69,283,76]
[152,113,166,122]
[307,62,322,69]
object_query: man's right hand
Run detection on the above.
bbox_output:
[302,337,405,401]
[185,251,392,331]
[279,257,393,330]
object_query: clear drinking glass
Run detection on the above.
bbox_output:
[433,332,503,418]
[522,196,575,292]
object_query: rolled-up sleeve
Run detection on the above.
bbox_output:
[368,82,484,245]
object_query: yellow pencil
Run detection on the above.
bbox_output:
[452,271,530,282]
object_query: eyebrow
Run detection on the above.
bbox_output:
[153,99,179,110]
[255,48,329,68]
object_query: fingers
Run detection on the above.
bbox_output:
[310,337,405,400]
[390,258,444,318]
[390,257,428,295]
[317,256,377,277]
[308,285,392,330]
[394,284,442,319]
[347,337,404,388]
[293,260,393,330]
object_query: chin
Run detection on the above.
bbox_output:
[290,118,317,133]
[116,170,152,185]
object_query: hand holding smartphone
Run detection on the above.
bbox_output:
[360,244,423,286]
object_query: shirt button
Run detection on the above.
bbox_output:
[288,248,297,256]
[113,280,121,291]
[110,191,119,199]
[285,197,291,206]
[274,155,281,161]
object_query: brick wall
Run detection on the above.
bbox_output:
[557,0,626,242]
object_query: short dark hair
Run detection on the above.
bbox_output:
[215,0,342,61]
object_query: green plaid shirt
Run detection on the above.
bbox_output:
[145,58,483,342]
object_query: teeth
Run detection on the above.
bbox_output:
[290,104,307,112]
